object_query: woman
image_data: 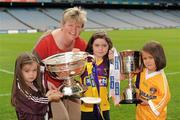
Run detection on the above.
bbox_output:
[33,7,87,120]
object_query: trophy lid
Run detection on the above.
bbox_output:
[120,50,140,57]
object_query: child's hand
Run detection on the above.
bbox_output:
[134,68,142,74]
[136,93,148,105]
[46,89,58,96]
[46,90,63,102]
[108,49,114,61]
[138,97,149,106]
[120,73,127,80]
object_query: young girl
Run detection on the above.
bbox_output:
[11,53,62,120]
[135,41,171,120]
[80,31,113,120]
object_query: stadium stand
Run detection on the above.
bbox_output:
[0,9,30,31]
[130,10,180,28]
[7,8,59,31]
[0,0,180,33]
[104,9,158,28]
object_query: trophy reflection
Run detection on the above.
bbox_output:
[120,50,142,104]
[42,52,91,96]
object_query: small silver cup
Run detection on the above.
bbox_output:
[120,50,142,104]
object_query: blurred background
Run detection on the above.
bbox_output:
[0,0,180,33]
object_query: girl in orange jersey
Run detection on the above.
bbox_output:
[135,41,171,120]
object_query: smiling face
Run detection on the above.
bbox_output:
[21,62,38,85]
[62,20,82,42]
[142,51,156,72]
[61,7,86,45]
[92,38,109,59]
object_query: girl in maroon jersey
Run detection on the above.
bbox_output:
[11,53,62,120]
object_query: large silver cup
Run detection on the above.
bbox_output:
[42,52,90,96]
[120,50,142,104]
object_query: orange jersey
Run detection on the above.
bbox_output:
[136,68,171,120]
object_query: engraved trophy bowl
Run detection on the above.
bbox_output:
[42,51,91,96]
[120,50,142,104]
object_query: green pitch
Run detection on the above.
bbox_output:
[0,28,180,120]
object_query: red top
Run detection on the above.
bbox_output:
[34,33,87,87]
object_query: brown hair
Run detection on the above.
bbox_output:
[142,41,166,71]
[11,53,44,106]
[86,31,113,60]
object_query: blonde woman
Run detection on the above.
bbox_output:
[33,7,87,120]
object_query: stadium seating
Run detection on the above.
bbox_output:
[0,9,30,30]
[7,8,59,31]
[0,8,180,32]
[37,0,180,4]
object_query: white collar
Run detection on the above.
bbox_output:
[145,69,163,80]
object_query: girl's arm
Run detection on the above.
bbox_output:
[147,72,171,116]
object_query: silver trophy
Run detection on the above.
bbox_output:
[42,52,91,96]
[120,50,142,104]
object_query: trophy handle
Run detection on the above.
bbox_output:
[86,54,95,62]
[74,80,88,93]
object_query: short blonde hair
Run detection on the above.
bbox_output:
[62,7,87,28]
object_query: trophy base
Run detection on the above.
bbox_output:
[120,99,142,104]
[61,85,83,96]
[60,80,86,96]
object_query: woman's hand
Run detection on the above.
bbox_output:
[72,48,80,52]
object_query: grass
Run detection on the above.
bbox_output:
[0,28,180,120]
